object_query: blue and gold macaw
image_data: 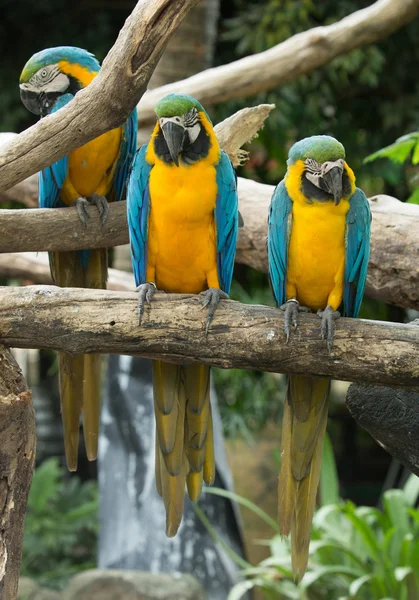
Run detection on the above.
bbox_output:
[268,136,371,579]
[19,47,137,471]
[127,93,239,536]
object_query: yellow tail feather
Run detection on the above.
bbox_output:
[50,249,106,470]
[278,374,330,580]
[153,361,213,535]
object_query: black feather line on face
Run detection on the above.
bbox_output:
[301,170,352,203]
[154,124,210,165]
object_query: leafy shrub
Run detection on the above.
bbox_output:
[21,458,98,590]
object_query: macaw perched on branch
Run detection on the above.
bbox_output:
[268,136,371,579]
[19,47,137,471]
[127,93,239,536]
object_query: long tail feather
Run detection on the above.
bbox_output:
[59,353,84,471]
[153,361,213,534]
[50,249,106,470]
[279,374,330,580]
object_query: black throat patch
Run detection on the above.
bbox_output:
[154,125,211,165]
[301,171,352,203]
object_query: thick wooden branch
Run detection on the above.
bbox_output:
[0,0,199,191]
[136,0,419,125]
[346,383,419,476]
[0,346,35,598]
[0,285,418,387]
[1,183,417,309]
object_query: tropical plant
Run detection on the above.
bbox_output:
[365,132,419,204]
[197,435,419,599]
[21,458,98,590]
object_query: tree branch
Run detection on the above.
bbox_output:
[0,0,199,191]
[0,253,134,291]
[346,383,419,476]
[136,0,419,125]
[0,346,35,598]
[1,185,417,309]
[0,285,418,388]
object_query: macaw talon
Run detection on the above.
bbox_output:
[136,282,157,325]
[280,299,311,342]
[75,197,90,227]
[87,194,109,226]
[317,305,341,353]
[200,288,229,335]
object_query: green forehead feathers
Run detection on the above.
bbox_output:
[288,135,345,165]
[155,93,211,123]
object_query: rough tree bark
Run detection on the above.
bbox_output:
[0,0,200,191]
[1,187,417,311]
[346,383,419,477]
[136,0,419,125]
[0,346,35,599]
[0,285,418,387]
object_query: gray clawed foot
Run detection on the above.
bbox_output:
[136,282,157,325]
[317,305,340,352]
[280,299,310,342]
[87,194,109,226]
[200,288,228,335]
[75,194,109,227]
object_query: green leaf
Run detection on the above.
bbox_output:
[320,431,340,507]
[407,187,419,204]
[364,137,417,165]
[227,580,257,600]
[411,142,419,165]
[203,487,280,533]
[27,458,61,513]
[349,574,376,596]
[384,490,410,535]
[300,565,361,595]
[394,567,419,600]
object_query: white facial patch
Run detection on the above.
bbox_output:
[20,64,69,94]
[159,116,185,129]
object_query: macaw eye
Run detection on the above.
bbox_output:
[41,69,47,78]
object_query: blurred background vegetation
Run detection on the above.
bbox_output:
[1,0,418,593]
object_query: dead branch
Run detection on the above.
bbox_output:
[346,383,419,476]
[0,346,35,598]
[0,0,200,191]
[136,0,419,125]
[0,285,418,388]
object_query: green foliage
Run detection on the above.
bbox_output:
[364,132,419,203]
[217,0,419,200]
[219,446,419,600]
[364,133,419,166]
[21,458,98,590]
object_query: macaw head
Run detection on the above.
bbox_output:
[287,135,353,206]
[19,46,100,117]
[153,93,212,166]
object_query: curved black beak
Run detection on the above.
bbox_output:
[321,166,343,206]
[20,87,42,115]
[20,87,60,117]
[161,121,185,167]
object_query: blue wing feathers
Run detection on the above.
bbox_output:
[343,187,371,318]
[215,151,239,294]
[126,144,151,286]
[110,107,138,202]
[267,181,292,307]
[39,94,72,209]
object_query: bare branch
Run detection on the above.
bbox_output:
[136,0,419,125]
[0,0,199,191]
[0,286,418,388]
